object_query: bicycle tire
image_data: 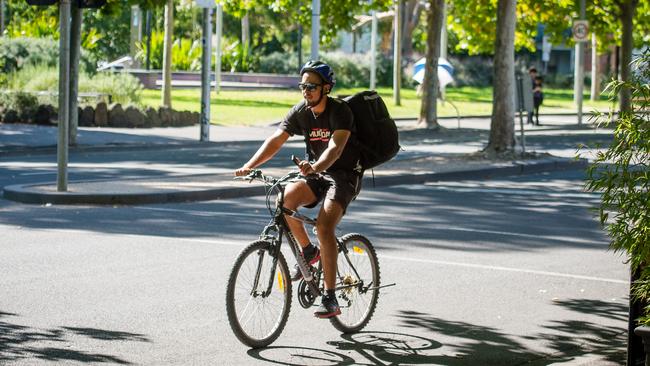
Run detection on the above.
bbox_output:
[330,233,380,333]
[226,240,292,348]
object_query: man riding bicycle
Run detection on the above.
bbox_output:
[234,60,363,318]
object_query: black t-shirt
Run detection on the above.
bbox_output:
[279,97,361,173]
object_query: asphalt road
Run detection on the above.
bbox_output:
[0,168,628,365]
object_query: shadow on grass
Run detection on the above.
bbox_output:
[0,312,150,364]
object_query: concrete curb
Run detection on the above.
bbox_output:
[2,158,588,205]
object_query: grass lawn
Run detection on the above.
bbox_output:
[141,86,616,127]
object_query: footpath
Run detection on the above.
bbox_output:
[0,115,612,205]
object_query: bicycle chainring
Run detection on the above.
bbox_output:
[297,279,317,308]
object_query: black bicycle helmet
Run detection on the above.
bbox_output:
[300,60,336,87]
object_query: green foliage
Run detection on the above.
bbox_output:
[258,51,299,75]
[0,37,96,81]
[448,55,494,87]
[6,65,144,106]
[585,50,650,324]
[221,0,393,48]
[0,37,59,74]
[447,0,650,55]
[220,39,260,72]
[257,51,395,88]
[5,2,58,39]
[171,38,203,71]
[0,91,39,121]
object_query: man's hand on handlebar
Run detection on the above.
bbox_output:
[291,155,317,176]
[234,166,253,177]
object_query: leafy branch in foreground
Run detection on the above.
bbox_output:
[585,49,650,323]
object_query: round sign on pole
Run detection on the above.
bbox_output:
[572,20,589,42]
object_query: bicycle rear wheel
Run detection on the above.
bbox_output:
[330,233,380,333]
[226,240,292,348]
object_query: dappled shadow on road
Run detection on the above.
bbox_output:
[396,301,626,365]
[526,298,628,364]
[0,170,612,255]
[0,311,150,364]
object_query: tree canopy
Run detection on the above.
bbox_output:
[447,0,650,55]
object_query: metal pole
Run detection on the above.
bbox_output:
[370,10,377,90]
[297,24,303,71]
[145,9,152,70]
[393,0,402,106]
[200,7,212,142]
[573,0,586,125]
[130,5,141,65]
[311,0,320,60]
[58,0,71,192]
[590,32,599,101]
[214,4,222,94]
[69,3,82,146]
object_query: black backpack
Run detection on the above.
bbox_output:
[340,91,400,170]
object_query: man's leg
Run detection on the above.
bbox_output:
[316,199,345,291]
[313,199,345,318]
[283,181,317,248]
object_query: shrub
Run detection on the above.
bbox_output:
[447,55,493,87]
[0,91,39,123]
[258,51,299,75]
[7,65,143,106]
[585,50,650,323]
[258,51,396,88]
[0,37,95,81]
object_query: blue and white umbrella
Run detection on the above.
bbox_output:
[412,57,454,87]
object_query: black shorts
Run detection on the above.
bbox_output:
[301,170,362,212]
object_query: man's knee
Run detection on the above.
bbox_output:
[284,182,315,209]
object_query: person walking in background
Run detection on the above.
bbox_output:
[527,67,538,125]
[532,76,544,125]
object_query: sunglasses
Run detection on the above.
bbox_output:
[298,82,322,92]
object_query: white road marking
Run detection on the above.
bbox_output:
[37,227,624,285]
[134,206,269,219]
[379,254,627,284]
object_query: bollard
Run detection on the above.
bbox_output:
[634,326,650,366]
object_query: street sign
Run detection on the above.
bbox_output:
[572,20,589,42]
[195,0,215,8]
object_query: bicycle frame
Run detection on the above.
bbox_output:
[244,169,366,300]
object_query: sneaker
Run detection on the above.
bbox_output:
[290,247,320,281]
[314,294,341,318]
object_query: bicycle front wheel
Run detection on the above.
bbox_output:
[330,233,380,333]
[226,240,292,348]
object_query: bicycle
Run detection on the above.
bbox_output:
[226,158,392,348]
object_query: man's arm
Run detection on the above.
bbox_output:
[298,129,350,175]
[235,129,290,176]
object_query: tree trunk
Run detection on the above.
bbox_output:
[417,0,444,129]
[402,0,422,61]
[486,0,516,154]
[0,0,5,36]
[618,0,637,114]
[161,0,174,108]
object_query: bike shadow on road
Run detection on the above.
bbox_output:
[246,330,444,365]
[0,311,150,364]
